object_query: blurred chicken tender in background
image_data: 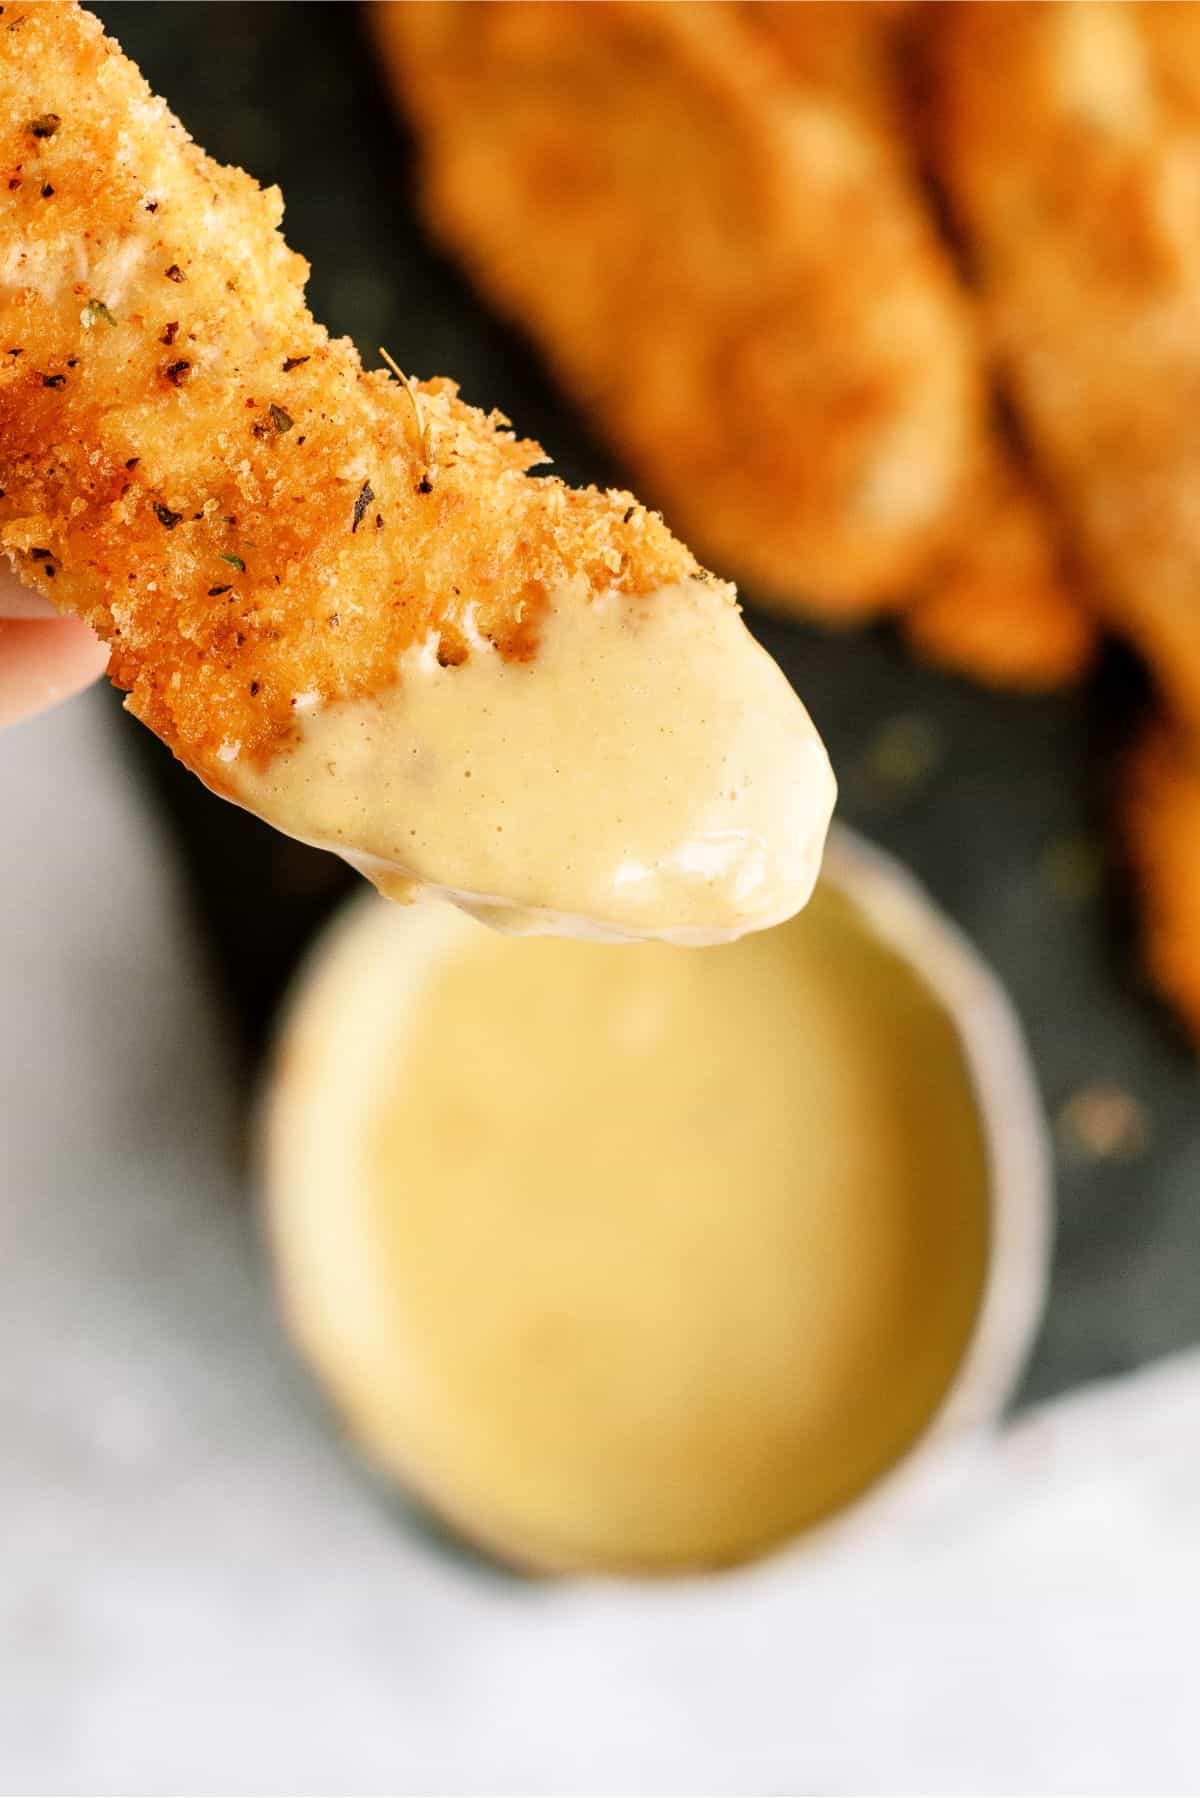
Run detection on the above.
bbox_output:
[740,0,1096,689]
[926,0,1200,1045]
[930,2,1200,732]
[373,0,1200,1046]
[376,0,963,618]
[374,0,1087,680]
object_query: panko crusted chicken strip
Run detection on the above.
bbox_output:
[0,2,834,944]
[380,0,1094,690]
[374,0,977,620]
[929,1,1200,731]
[743,0,1095,689]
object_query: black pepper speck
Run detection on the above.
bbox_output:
[351,479,373,533]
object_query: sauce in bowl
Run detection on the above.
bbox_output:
[264,832,1044,1574]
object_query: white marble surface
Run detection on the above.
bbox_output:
[2,691,1198,1796]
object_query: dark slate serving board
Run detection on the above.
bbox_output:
[96,1,1199,1408]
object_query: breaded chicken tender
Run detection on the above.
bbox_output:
[374,0,977,619]
[752,0,1094,687]
[754,1,1096,689]
[750,0,1096,687]
[378,0,1094,687]
[0,2,834,941]
[1123,724,1200,1040]
[930,1,1200,730]
[0,0,696,777]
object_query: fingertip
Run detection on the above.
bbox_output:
[0,563,58,619]
[0,616,111,730]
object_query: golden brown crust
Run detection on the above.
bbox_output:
[929,1,1200,728]
[1123,722,1200,1040]
[373,0,980,618]
[0,1,705,781]
[378,0,1094,684]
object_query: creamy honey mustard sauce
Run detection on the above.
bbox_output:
[230,578,835,943]
[267,882,990,1574]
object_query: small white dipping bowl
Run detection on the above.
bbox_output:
[260,823,1053,1572]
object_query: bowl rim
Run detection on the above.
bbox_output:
[788,824,1054,1560]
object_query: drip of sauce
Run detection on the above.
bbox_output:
[230,578,835,943]
[266,881,990,1574]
